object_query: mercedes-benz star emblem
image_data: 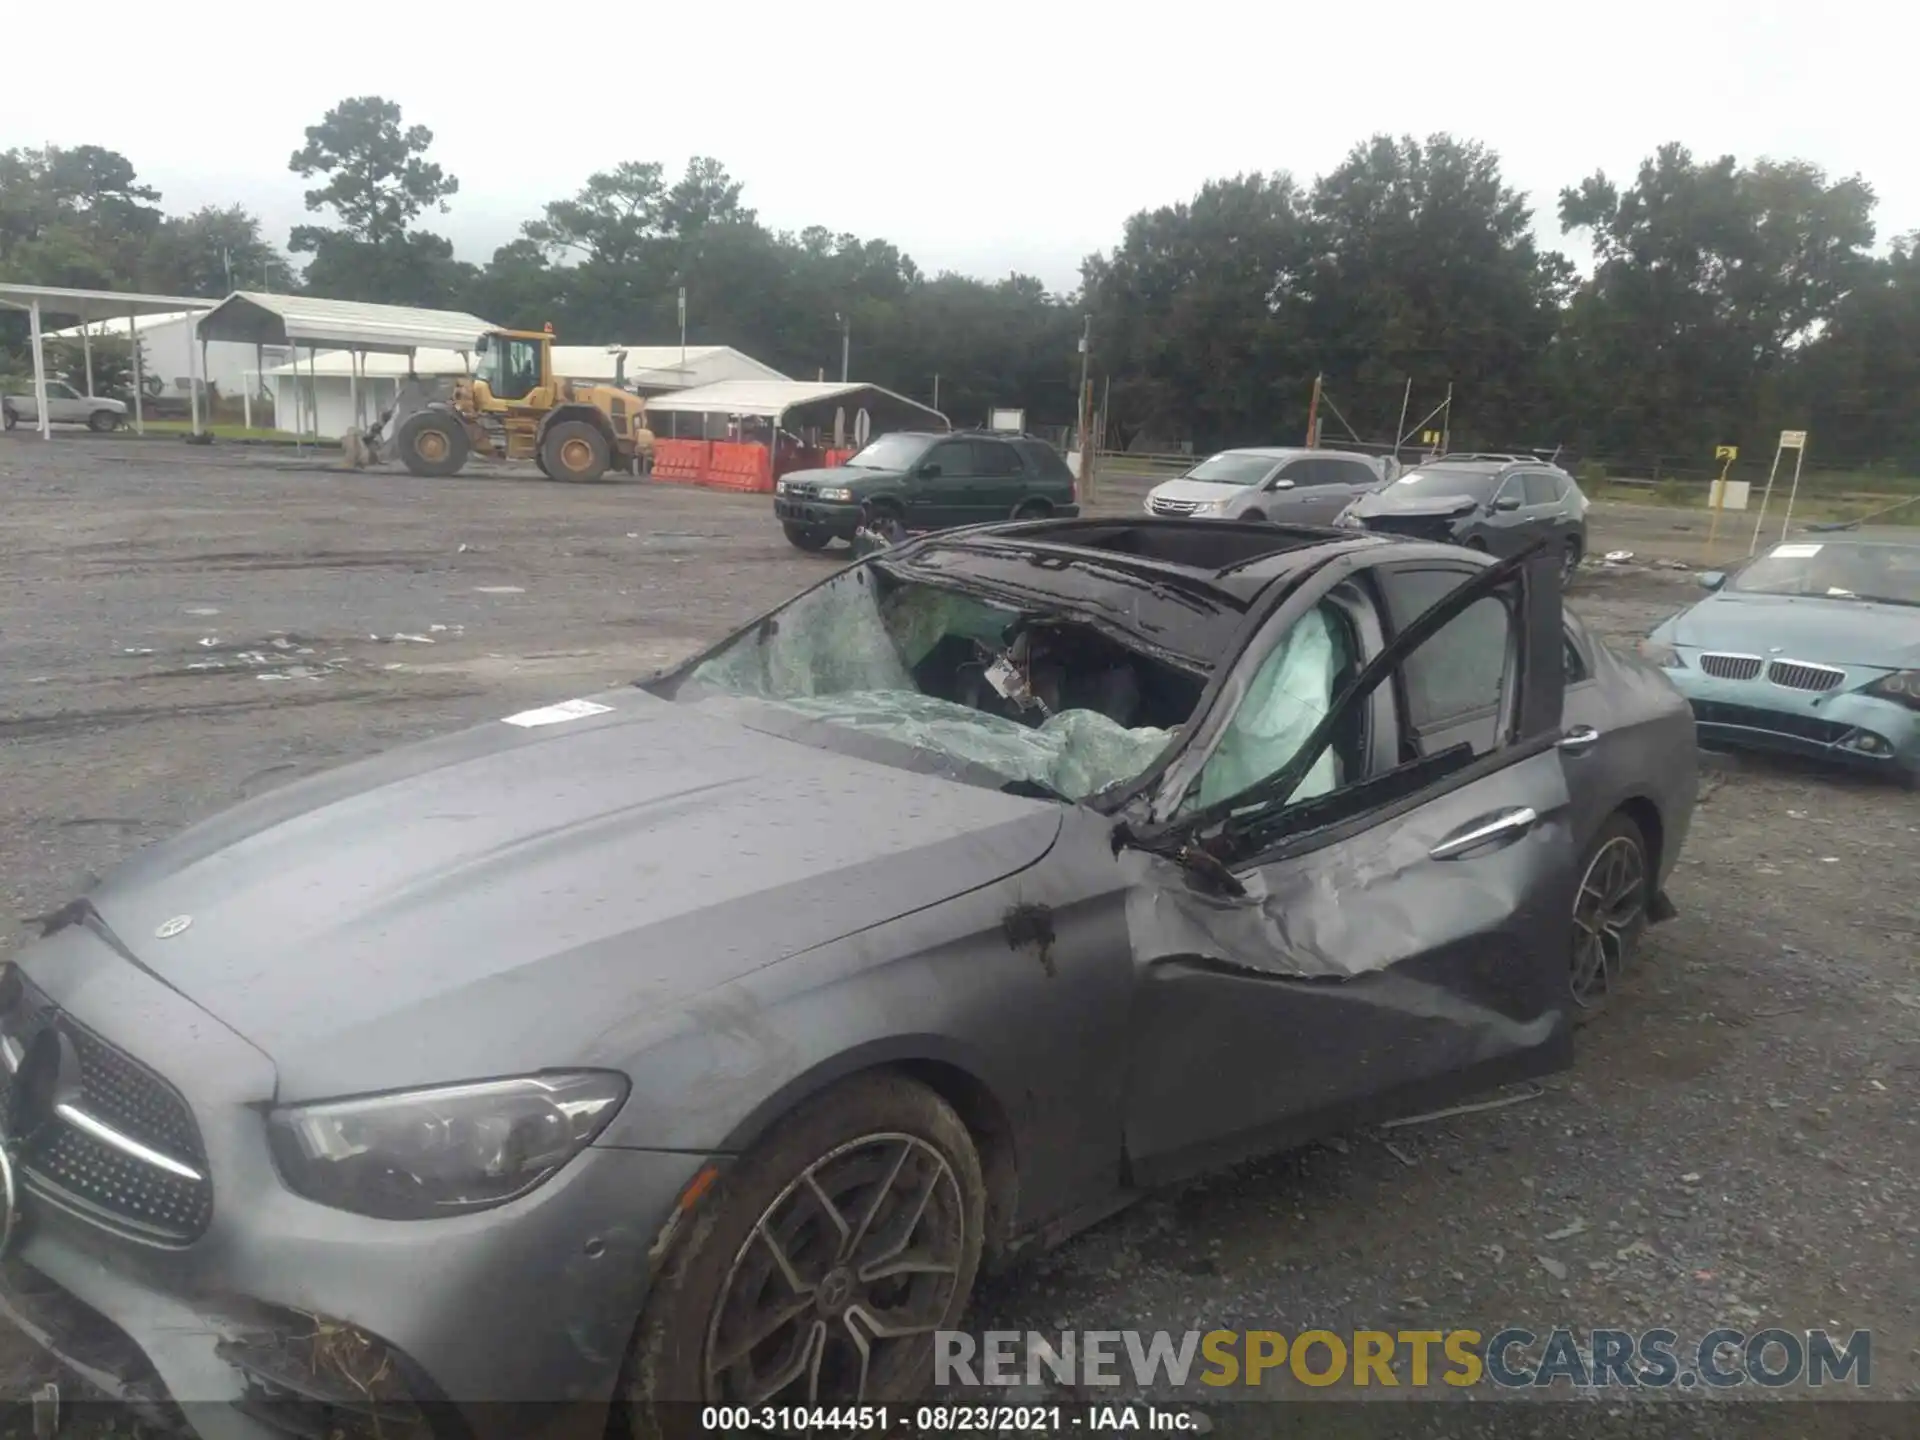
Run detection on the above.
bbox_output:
[154,915,192,939]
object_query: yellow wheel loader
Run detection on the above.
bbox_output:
[392,326,655,483]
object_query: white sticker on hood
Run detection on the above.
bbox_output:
[502,698,614,728]
[1772,543,1822,558]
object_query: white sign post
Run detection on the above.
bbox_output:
[1749,429,1809,556]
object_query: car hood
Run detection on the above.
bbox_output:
[1148,478,1264,504]
[781,465,901,490]
[1349,490,1481,519]
[74,688,1061,1098]
[1665,591,1920,667]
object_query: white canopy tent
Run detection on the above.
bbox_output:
[193,293,499,440]
[0,283,215,439]
[645,380,948,443]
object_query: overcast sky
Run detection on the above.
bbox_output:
[4,0,1912,294]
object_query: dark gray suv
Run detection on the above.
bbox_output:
[1339,453,1590,578]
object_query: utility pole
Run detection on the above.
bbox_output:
[837,313,850,383]
[932,373,940,411]
[1075,315,1093,498]
[1304,373,1323,449]
[678,287,688,372]
[1392,378,1412,465]
[1441,382,1454,453]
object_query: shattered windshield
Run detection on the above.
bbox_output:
[845,433,933,471]
[1729,540,1920,606]
[674,563,1207,799]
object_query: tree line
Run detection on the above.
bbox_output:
[3,96,1916,475]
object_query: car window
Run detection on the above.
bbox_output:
[52,382,79,400]
[1564,627,1589,683]
[1180,601,1360,814]
[1277,459,1323,486]
[1332,458,1379,487]
[1375,567,1513,755]
[1491,474,1525,507]
[1522,471,1562,506]
[975,442,1023,477]
[924,441,977,476]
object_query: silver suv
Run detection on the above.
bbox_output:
[1143,447,1395,526]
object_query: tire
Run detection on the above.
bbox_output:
[1569,811,1651,1024]
[2,406,15,432]
[1465,536,1490,552]
[396,411,471,477]
[540,419,611,482]
[1562,536,1583,584]
[1011,499,1051,520]
[1240,510,1266,523]
[783,523,832,552]
[626,1073,986,1430]
[88,409,119,433]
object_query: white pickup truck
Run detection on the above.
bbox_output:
[2,381,129,431]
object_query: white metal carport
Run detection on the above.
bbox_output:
[0,283,215,440]
[193,293,498,440]
[645,380,948,443]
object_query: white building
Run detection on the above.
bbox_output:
[42,310,283,401]
[263,344,788,438]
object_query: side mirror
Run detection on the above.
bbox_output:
[917,463,942,478]
[1493,496,1522,512]
[1268,477,1295,491]
[1697,571,1727,591]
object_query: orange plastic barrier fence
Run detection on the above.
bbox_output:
[707,441,774,493]
[823,448,855,467]
[651,439,708,485]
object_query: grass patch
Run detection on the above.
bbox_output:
[139,420,301,443]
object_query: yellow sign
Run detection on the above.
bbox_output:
[1422,430,1441,445]
[1715,445,1738,462]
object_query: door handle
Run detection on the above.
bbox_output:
[1429,806,1539,860]
[1558,724,1601,754]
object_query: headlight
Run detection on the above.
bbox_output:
[268,1071,629,1220]
[775,480,789,494]
[1862,670,1920,710]
[1638,639,1685,668]
[817,486,853,501]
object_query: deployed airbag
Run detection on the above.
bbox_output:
[1186,603,1340,812]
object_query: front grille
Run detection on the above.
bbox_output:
[1768,659,1847,693]
[1148,497,1202,517]
[1699,652,1764,680]
[1356,513,1460,541]
[1690,700,1852,745]
[0,978,212,1244]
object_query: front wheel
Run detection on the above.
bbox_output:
[1563,537,1583,584]
[1,406,15,432]
[626,1074,986,1427]
[1569,812,1651,1022]
[540,419,611,482]
[88,409,120,432]
[395,411,471,477]
[783,522,832,552]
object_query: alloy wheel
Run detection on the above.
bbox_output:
[705,1132,966,1405]
[1570,835,1645,1008]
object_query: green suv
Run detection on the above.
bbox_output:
[773,430,1080,551]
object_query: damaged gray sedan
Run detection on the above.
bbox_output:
[0,518,1695,1439]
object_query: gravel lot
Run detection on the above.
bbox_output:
[1,436,1914,1437]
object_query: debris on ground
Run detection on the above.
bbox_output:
[1544,1218,1590,1241]
[1538,1256,1569,1280]
[1379,1084,1545,1129]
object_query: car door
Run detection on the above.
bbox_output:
[911,439,983,527]
[1279,455,1381,525]
[47,383,86,423]
[1478,470,1533,555]
[1116,545,1578,1185]
[973,437,1029,516]
[1521,469,1568,549]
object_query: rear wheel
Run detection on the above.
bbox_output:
[1011,499,1051,520]
[2,405,15,432]
[1563,536,1583,583]
[1465,536,1489,552]
[396,411,471,477]
[1569,812,1651,1023]
[540,419,610,482]
[783,523,832,552]
[625,1074,985,1427]
[88,409,120,432]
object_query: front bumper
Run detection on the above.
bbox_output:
[1662,666,1920,778]
[773,496,861,536]
[0,930,713,1440]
